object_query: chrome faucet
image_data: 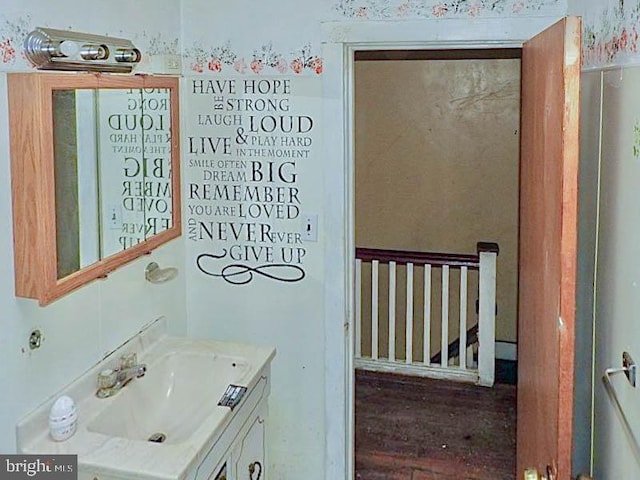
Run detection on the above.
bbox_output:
[96,353,146,398]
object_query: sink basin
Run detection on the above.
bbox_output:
[87,351,251,444]
[16,318,275,480]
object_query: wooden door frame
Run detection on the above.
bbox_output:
[321,16,573,480]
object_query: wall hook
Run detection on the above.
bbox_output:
[145,262,178,284]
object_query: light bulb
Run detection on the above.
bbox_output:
[59,40,80,57]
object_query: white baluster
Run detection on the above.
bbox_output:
[423,264,432,365]
[441,265,449,368]
[478,251,497,386]
[459,266,468,369]
[371,260,379,360]
[355,259,362,359]
[406,262,414,365]
[388,261,396,362]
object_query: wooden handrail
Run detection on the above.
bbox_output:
[356,247,478,268]
[356,242,499,269]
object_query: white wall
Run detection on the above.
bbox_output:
[569,0,640,477]
[179,1,568,478]
[0,2,185,454]
[573,69,601,477]
[0,1,576,478]
[182,73,326,478]
[590,67,640,479]
[180,2,325,478]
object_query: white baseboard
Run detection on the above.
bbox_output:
[496,341,517,361]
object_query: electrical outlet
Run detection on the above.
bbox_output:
[301,213,318,242]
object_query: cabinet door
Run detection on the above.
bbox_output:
[233,414,265,480]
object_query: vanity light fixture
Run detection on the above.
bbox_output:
[24,27,141,73]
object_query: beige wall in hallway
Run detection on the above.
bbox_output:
[355,58,520,345]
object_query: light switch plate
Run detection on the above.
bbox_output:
[301,213,318,242]
[108,205,121,229]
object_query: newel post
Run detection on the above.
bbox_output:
[477,242,499,387]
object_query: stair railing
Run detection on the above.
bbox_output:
[355,242,498,386]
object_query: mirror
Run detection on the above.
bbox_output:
[52,87,174,278]
[8,73,181,305]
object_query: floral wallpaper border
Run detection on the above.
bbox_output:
[0,15,179,69]
[583,3,640,67]
[184,41,323,76]
[0,14,321,76]
[332,0,563,20]
[5,1,640,73]
[0,16,31,65]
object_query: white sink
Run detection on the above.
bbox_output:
[87,351,251,444]
[16,319,275,480]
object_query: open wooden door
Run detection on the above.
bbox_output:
[518,17,581,480]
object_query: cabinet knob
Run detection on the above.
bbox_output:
[249,461,262,480]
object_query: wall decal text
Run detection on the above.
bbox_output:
[186,77,317,285]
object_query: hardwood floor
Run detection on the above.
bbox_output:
[355,370,517,480]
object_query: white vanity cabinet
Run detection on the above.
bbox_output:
[194,375,270,480]
[232,408,266,480]
[207,406,266,480]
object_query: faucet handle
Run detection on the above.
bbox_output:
[98,369,117,389]
[119,353,138,370]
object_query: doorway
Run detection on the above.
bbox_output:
[321,16,582,480]
[353,48,521,479]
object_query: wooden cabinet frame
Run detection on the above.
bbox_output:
[8,73,181,305]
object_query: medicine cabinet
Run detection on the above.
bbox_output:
[8,73,181,305]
